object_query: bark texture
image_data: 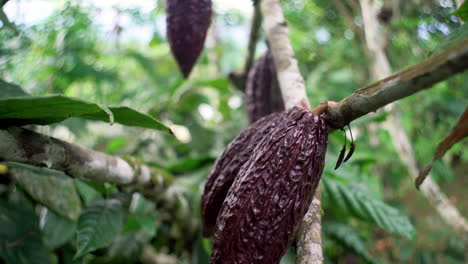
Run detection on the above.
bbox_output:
[260,0,323,263]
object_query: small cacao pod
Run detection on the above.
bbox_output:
[166,0,212,78]
[246,51,285,123]
[211,106,328,264]
[201,111,286,237]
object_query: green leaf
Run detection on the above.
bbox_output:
[0,201,51,264]
[40,208,77,249]
[74,179,103,206]
[75,199,124,258]
[7,162,82,220]
[0,80,29,98]
[0,94,171,133]
[129,193,155,214]
[123,212,158,236]
[454,1,468,22]
[166,155,216,174]
[324,222,375,263]
[195,77,230,92]
[322,177,415,239]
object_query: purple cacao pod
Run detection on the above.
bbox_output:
[166,0,212,78]
[201,111,286,237]
[246,51,285,123]
[211,106,328,264]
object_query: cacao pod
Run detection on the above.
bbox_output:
[201,111,286,237]
[211,106,328,264]
[166,0,212,78]
[246,51,285,123]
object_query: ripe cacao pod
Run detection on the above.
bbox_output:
[166,0,212,78]
[211,106,328,264]
[201,111,286,237]
[246,51,285,123]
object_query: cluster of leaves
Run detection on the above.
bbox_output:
[0,1,466,264]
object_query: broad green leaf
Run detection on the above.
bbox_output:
[454,1,468,22]
[324,222,375,263]
[166,155,216,174]
[129,193,155,214]
[0,201,51,264]
[75,199,124,258]
[0,80,29,98]
[322,177,415,239]
[0,94,171,133]
[40,208,77,249]
[74,179,103,206]
[7,162,82,220]
[123,212,158,236]
[195,77,230,92]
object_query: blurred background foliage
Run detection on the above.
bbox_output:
[0,0,467,263]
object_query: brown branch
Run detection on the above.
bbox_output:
[0,126,192,221]
[228,1,263,91]
[323,39,468,129]
[0,127,152,186]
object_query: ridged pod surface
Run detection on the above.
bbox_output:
[211,107,328,264]
[201,111,286,237]
[246,51,285,123]
[166,0,212,78]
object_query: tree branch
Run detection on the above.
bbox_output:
[229,1,263,91]
[0,127,152,186]
[323,39,468,129]
[359,0,468,239]
[0,7,19,35]
[260,0,322,263]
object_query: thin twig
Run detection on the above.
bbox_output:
[0,8,19,35]
[332,0,366,42]
[323,39,468,129]
[229,1,263,91]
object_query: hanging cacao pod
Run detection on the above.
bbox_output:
[201,111,286,237]
[246,51,285,123]
[166,0,212,78]
[211,106,328,264]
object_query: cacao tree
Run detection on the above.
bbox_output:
[0,0,467,264]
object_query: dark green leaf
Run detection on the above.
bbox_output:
[40,208,77,249]
[324,222,375,263]
[454,1,468,22]
[75,199,124,258]
[323,177,415,239]
[0,95,171,133]
[74,179,103,206]
[166,155,216,174]
[7,162,82,220]
[0,201,51,264]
